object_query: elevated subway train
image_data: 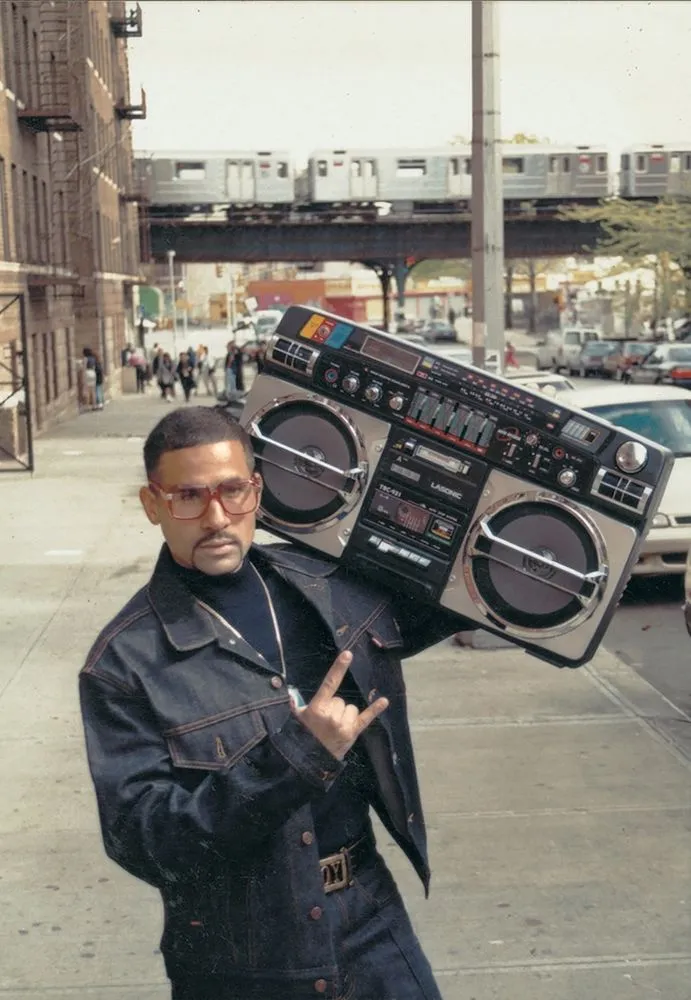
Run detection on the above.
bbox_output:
[135,143,691,218]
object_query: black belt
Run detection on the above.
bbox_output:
[319,832,375,895]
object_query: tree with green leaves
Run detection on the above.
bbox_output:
[560,197,691,274]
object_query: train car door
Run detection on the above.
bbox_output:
[226,160,257,202]
[546,154,572,197]
[448,157,462,196]
[349,158,377,199]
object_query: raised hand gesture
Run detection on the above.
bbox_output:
[293,651,389,760]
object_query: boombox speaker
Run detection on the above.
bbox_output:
[240,306,673,668]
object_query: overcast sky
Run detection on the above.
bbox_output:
[127,1,691,163]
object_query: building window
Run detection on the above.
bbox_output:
[396,159,427,178]
[58,190,68,265]
[42,332,51,404]
[65,328,73,389]
[11,4,22,100]
[21,15,30,104]
[50,331,58,399]
[41,180,50,261]
[31,29,39,107]
[1,4,14,93]
[22,170,32,261]
[11,164,21,259]
[0,158,9,261]
[32,175,39,261]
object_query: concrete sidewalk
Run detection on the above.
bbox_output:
[1,393,690,999]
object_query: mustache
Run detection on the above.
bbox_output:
[195,532,238,548]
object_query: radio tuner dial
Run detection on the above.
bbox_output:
[342,374,360,394]
[525,432,539,447]
[364,383,382,403]
[557,468,577,488]
[389,393,405,411]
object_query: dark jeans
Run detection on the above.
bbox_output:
[170,853,442,1000]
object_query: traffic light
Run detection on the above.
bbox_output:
[215,264,224,278]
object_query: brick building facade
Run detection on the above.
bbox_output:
[0,0,145,444]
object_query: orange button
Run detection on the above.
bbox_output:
[270,676,283,689]
[309,905,323,921]
[301,831,314,846]
[314,979,328,994]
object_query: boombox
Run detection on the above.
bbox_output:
[240,306,673,667]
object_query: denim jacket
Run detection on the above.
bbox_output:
[79,543,462,997]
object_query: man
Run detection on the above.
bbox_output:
[79,406,462,1000]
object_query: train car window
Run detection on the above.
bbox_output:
[365,160,377,178]
[175,162,205,181]
[449,158,460,176]
[317,160,328,177]
[396,159,427,177]
[277,162,289,178]
[503,157,524,174]
[670,154,681,173]
[635,154,647,173]
[562,157,571,173]
[351,160,362,178]
[596,155,607,173]
[549,156,559,173]
[621,154,630,170]
[464,159,471,174]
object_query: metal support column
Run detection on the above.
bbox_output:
[392,260,416,327]
[471,0,504,373]
[362,261,395,332]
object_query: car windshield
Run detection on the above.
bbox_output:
[668,346,691,362]
[584,343,614,355]
[585,398,691,457]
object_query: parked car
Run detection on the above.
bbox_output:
[504,370,576,395]
[624,342,691,389]
[560,384,691,577]
[429,344,499,372]
[534,327,601,372]
[421,320,457,343]
[576,340,619,378]
[601,340,655,380]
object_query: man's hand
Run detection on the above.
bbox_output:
[292,651,389,760]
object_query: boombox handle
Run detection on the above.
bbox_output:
[471,515,608,605]
[249,421,368,500]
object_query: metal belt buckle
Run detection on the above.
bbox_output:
[320,848,352,895]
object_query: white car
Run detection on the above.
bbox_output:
[504,370,576,396]
[560,383,691,577]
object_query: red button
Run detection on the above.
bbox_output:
[301,831,314,846]
[309,906,323,921]
[271,676,283,689]
[314,980,328,994]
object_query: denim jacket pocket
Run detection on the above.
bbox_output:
[164,702,273,771]
[366,613,405,652]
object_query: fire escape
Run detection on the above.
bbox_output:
[17,1,87,292]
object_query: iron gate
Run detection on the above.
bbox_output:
[0,292,34,473]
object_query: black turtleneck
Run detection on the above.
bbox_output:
[174,550,377,854]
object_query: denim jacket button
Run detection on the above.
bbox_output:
[270,676,283,689]
[309,905,323,921]
[301,831,314,846]
[314,979,328,993]
[367,688,378,703]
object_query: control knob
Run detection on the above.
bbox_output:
[557,468,577,488]
[525,432,539,447]
[364,384,382,403]
[342,374,360,394]
[389,393,405,411]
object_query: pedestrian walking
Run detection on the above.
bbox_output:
[176,351,196,402]
[196,345,218,397]
[505,341,519,369]
[157,352,176,401]
[79,405,459,1000]
[223,340,238,400]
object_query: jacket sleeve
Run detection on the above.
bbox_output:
[79,661,344,889]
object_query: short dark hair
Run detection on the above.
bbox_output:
[143,405,255,479]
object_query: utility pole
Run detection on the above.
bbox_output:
[167,249,178,355]
[471,0,505,374]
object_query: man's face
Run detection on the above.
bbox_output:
[139,440,260,575]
